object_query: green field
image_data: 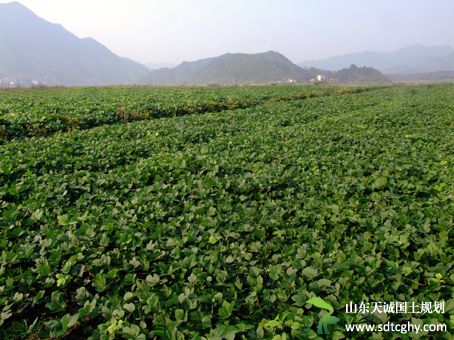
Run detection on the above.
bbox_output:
[0,85,374,141]
[0,84,453,339]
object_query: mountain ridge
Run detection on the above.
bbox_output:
[142,51,316,85]
[142,51,390,85]
[0,1,149,86]
[1,2,393,87]
[299,45,454,74]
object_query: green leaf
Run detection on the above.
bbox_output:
[124,292,134,301]
[325,315,340,325]
[208,235,218,244]
[291,293,306,307]
[93,273,107,292]
[122,324,140,337]
[45,291,66,312]
[31,209,43,221]
[145,273,160,286]
[317,278,331,288]
[175,309,185,321]
[212,323,253,340]
[302,267,318,280]
[263,319,283,329]
[371,176,387,190]
[219,301,234,319]
[56,273,70,287]
[307,297,334,314]
[57,214,69,226]
[60,313,79,332]
[78,299,96,318]
[268,264,283,281]
[123,303,136,313]
[36,258,51,277]
[0,306,12,326]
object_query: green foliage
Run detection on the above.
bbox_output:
[307,297,334,314]
[0,84,453,338]
[334,65,391,84]
[0,85,374,141]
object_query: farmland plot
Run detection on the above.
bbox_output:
[0,84,453,339]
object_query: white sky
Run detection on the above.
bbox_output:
[3,0,454,64]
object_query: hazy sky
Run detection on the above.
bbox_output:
[3,0,454,64]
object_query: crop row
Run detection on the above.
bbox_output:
[0,85,376,141]
[0,84,453,338]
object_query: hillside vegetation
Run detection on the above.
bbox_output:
[333,65,392,84]
[142,51,323,85]
[142,52,391,86]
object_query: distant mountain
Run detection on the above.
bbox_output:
[300,45,454,74]
[0,2,392,87]
[142,51,390,85]
[386,71,454,83]
[421,53,454,73]
[0,2,149,86]
[142,51,325,85]
[145,62,176,70]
